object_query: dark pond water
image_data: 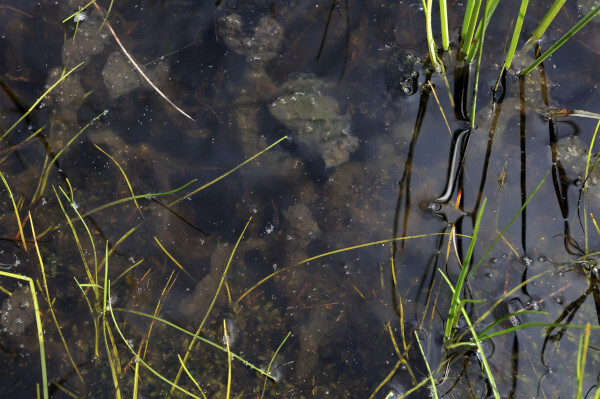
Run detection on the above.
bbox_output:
[1,0,600,397]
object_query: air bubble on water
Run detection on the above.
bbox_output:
[264,223,275,235]
[74,12,87,22]
[489,257,498,264]
[428,202,441,211]
[554,296,563,305]
[526,297,541,311]
[537,255,548,262]
[521,256,533,266]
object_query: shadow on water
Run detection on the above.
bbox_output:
[0,0,600,397]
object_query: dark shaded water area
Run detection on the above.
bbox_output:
[1,0,600,397]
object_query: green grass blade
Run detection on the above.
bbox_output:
[171,217,252,394]
[30,215,84,384]
[460,0,482,58]
[414,330,439,399]
[467,0,498,125]
[170,136,287,206]
[177,354,207,399]
[465,0,499,63]
[468,171,549,279]
[101,243,122,398]
[478,322,600,341]
[576,323,591,399]
[83,180,196,217]
[439,0,450,51]
[154,237,197,283]
[37,180,195,239]
[34,110,106,203]
[520,0,566,54]
[112,259,144,285]
[479,310,547,337]
[503,0,530,71]
[369,360,403,399]
[59,185,99,290]
[584,120,600,183]
[519,2,600,76]
[94,144,143,218]
[444,198,486,342]
[459,305,500,398]
[62,0,97,22]
[236,232,452,306]
[0,171,27,251]
[595,368,600,399]
[74,277,99,357]
[439,269,499,398]
[0,271,47,399]
[107,284,202,398]
[261,331,292,399]
[1,63,83,141]
[422,0,442,72]
[53,187,96,288]
[115,308,274,379]
[473,268,554,326]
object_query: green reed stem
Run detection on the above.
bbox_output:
[0,63,83,141]
[444,198,486,343]
[439,269,499,399]
[414,330,439,399]
[460,0,481,59]
[503,0,530,71]
[439,0,449,51]
[520,2,600,76]
[520,0,566,54]
[576,323,591,399]
[170,217,252,394]
[0,272,47,399]
[468,171,548,279]
[465,0,498,63]
[422,0,442,72]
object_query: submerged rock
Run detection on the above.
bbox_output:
[554,135,593,181]
[43,66,85,121]
[1,285,35,336]
[218,13,283,67]
[102,51,170,99]
[61,9,110,70]
[282,203,320,245]
[269,73,358,168]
